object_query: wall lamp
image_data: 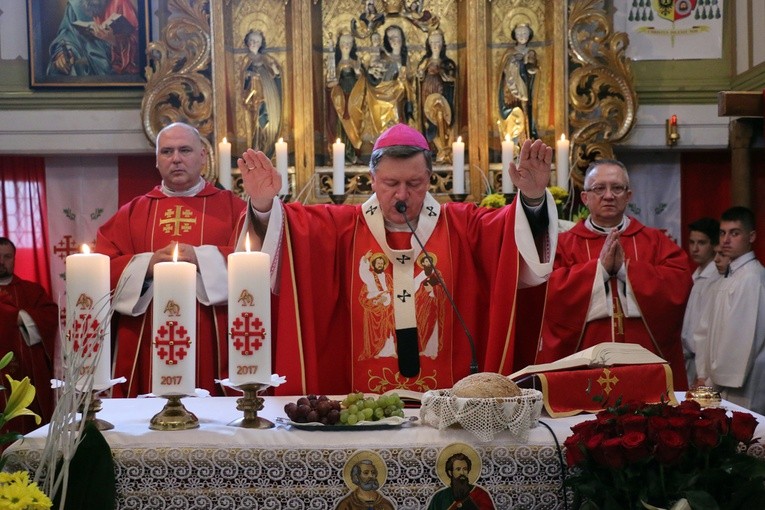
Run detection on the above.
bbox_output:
[666,114,680,147]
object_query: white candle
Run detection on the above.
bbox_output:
[332,138,345,195]
[556,134,570,188]
[228,233,272,386]
[275,137,289,196]
[501,135,515,194]
[452,136,465,194]
[218,137,232,190]
[152,246,196,396]
[65,244,112,390]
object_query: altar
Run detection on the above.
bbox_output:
[5,394,765,510]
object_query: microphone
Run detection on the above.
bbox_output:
[395,201,479,374]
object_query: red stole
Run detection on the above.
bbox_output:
[349,221,455,392]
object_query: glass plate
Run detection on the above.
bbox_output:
[275,415,418,431]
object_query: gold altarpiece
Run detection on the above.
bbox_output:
[141,0,636,203]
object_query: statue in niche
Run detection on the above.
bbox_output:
[242,29,282,157]
[416,28,456,163]
[326,30,365,164]
[364,24,415,140]
[498,23,538,145]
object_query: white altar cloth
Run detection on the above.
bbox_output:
[5,393,765,510]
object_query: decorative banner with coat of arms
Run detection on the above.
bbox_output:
[618,0,724,60]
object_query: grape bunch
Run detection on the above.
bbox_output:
[338,392,405,425]
[283,394,342,424]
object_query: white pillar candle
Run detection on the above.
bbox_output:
[275,137,289,196]
[452,136,465,194]
[65,244,112,390]
[152,247,196,396]
[332,138,345,195]
[501,135,515,194]
[556,134,570,188]
[228,234,272,386]
[218,137,232,190]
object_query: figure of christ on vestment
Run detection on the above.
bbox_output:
[357,252,396,359]
[414,252,446,358]
[244,191,555,396]
[538,219,691,387]
[96,183,246,397]
[0,278,58,433]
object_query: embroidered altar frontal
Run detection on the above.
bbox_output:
[536,363,677,417]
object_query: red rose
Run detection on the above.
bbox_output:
[655,429,688,464]
[571,419,598,439]
[564,433,587,467]
[619,414,648,435]
[622,431,650,463]
[730,411,759,443]
[692,418,720,449]
[669,416,692,442]
[678,399,702,413]
[648,415,669,441]
[701,407,729,435]
[600,437,626,469]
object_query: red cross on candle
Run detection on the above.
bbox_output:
[72,313,101,357]
[154,320,192,365]
[231,312,266,356]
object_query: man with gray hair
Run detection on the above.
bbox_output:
[96,122,246,397]
[237,123,556,396]
[335,459,395,510]
[537,159,692,387]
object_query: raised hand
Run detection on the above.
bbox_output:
[509,138,553,200]
[238,149,282,212]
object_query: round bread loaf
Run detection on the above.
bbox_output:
[451,372,521,398]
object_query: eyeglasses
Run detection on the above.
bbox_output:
[584,184,629,196]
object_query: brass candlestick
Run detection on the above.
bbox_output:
[149,394,199,430]
[329,194,347,204]
[72,390,114,431]
[228,383,274,429]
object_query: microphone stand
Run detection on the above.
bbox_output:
[396,202,479,374]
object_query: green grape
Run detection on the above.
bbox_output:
[348,404,359,414]
[374,407,385,419]
[339,409,350,424]
[362,407,374,419]
[347,414,359,425]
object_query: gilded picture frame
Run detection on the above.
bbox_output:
[27,0,150,88]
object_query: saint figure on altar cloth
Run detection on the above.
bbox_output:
[336,451,395,510]
[427,443,496,510]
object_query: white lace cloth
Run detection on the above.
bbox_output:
[5,394,763,510]
[420,388,544,441]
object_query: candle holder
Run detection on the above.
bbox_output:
[71,390,114,431]
[503,192,517,204]
[149,395,199,431]
[449,193,468,203]
[329,194,347,205]
[279,193,292,203]
[228,383,274,429]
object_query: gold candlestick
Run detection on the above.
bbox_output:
[71,390,114,431]
[228,383,274,429]
[149,395,199,430]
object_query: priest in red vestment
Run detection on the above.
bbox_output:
[0,237,58,434]
[96,123,246,397]
[537,159,692,388]
[235,123,557,396]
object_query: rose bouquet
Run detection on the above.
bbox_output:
[563,398,765,510]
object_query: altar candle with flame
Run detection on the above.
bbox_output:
[218,137,232,190]
[332,138,345,195]
[65,244,112,390]
[228,233,272,386]
[152,244,196,396]
[556,134,570,188]
[275,137,289,195]
[501,135,515,194]
[452,136,465,194]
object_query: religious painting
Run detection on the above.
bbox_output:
[427,443,496,509]
[27,0,150,87]
[334,450,396,510]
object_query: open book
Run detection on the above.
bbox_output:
[73,13,134,38]
[509,343,667,380]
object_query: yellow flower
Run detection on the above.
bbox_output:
[2,376,41,426]
[0,470,52,510]
[547,185,569,205]
[479,193,507,209]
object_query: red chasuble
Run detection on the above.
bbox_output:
[0,276,58,432]
[268,195,537,396]
[96,183,246,397]
[538,219,691,389]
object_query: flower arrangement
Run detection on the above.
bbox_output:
[0,352,52,510]
[479,193,506,209]
[563,397,765,509]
